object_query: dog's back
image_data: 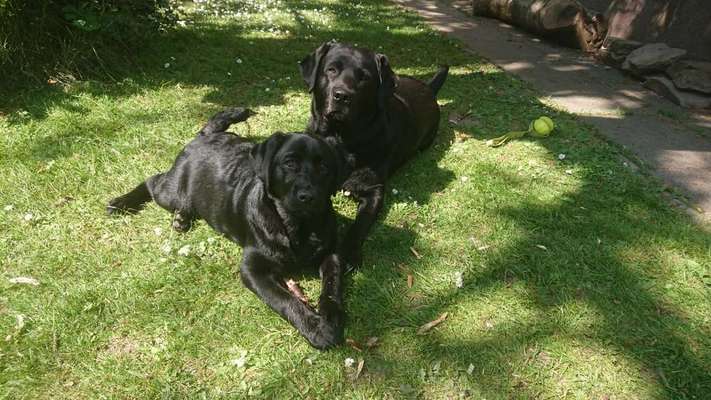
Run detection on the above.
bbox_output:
[389,66,449,162]
[149,130,257,241]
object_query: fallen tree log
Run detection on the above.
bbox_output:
[472,0,607,51]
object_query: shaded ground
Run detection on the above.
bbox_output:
[400,0,711,224]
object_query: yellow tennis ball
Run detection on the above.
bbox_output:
[532,118,552,136]
[539,116,554,130]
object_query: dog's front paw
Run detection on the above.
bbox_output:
[308,316,344,350]
[171,211,194,232]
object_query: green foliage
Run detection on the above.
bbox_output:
[0,0,180,90]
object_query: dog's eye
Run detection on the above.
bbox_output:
[326,66,338,75]
[284,160,298,170]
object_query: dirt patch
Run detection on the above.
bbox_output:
[103,335,141,358]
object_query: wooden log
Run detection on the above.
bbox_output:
[472,0,607,51]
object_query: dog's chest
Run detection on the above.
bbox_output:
[289,230,330,267]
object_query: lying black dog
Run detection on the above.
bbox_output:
[107,108,349,349]
[299,42,448,269]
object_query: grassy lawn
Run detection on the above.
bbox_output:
[2,0,710,398]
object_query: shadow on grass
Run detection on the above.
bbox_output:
[342,104,711,398]
[1,0,448,123]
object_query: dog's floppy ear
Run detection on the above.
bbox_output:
[299,42,333,92]
[251,133,288,192]
[375,53,396,110]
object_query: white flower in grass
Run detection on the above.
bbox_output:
[558,153,566,160]
[153,227,163,237]
[344,357,355,368]
[3,205,13,211]
[391,188,399,195]
[164,63,171,68]
[160,242,172,255]
[23,213,33,221]
[231,351,248,368]
[235,58,243,64]
[177,245,191,257]
[15,314,25,331]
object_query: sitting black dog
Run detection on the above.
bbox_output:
[107,108,350,349]
[299,42,448,270]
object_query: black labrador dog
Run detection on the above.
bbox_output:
[107,108,350,349]
[299,42,448,270]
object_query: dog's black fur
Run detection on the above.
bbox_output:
[299,42,448,269]
[107,108,351,349]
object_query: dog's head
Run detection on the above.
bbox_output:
[251,133,349,216]
[299,42,396,135]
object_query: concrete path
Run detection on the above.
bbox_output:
[394,0,711,224]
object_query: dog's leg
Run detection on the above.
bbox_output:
[340,168,385,272]
[107,181,152,215]
[172,210,196,233]
[317,254,344,332]
[240,249,344,350]
[143,173,196,231]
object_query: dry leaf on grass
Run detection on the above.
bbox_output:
[417,312,448,335]
[354,358,364,380]
[365,337,379,349]
[467,363,475,375]
[454,272,464,288]
[454,130,471,142]
[407,274,414,288]
[8,277,39,286]
[346,338,362,352]
[286,279,310,305]
[345,358,365,381]
[409,247,422,259]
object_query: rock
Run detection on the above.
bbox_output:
[604,37,643,63]
[622,43,687,75]
[643,75,711,109]
[666,60,711,94]
[605,0,711,62]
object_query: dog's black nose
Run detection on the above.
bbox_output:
[297,191,314,203]
[332,89,350,103]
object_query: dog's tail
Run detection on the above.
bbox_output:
[427,65,449,96]
[199,107,255,135]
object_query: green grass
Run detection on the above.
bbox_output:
[2,0,710,399]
